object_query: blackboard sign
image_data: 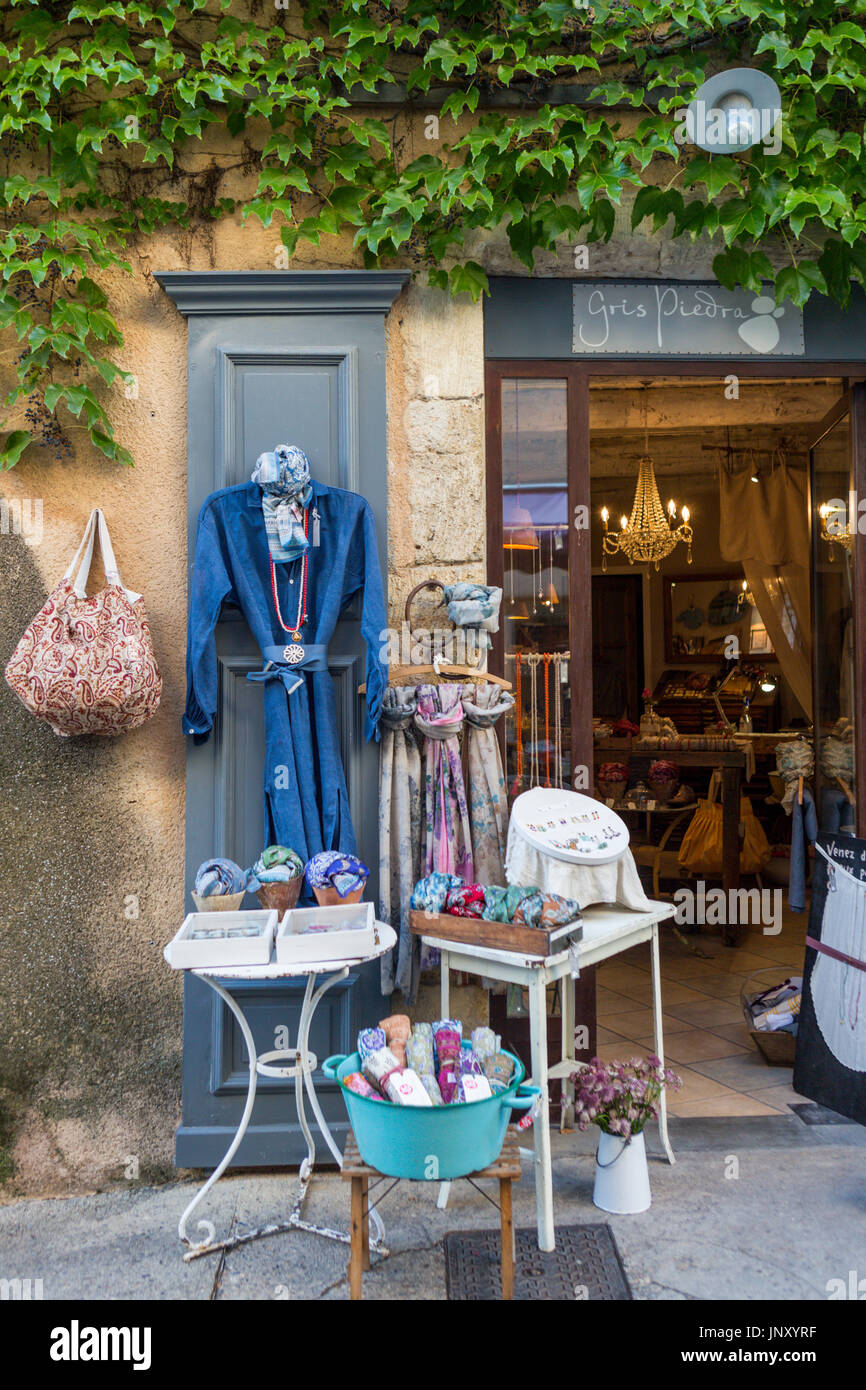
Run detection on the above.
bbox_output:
[793,832,866,1125]
[572,281,805,356]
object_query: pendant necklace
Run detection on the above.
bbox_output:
[270,509,309,640]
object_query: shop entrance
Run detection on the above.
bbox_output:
[486,359,865,1116]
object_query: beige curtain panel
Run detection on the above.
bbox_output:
[719,462,812,719]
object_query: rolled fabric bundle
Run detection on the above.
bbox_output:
[471,1026,499,1065]
[445,883,486,918]
[459,1048,484,1076]
[438,1064,461,1104]
[305,850,369,898]
[432,1018,462,1042]
[419,1073,444,1105]
[406,1030,435,1076]
[432,1024,462,1067]
[538,892,581,927]
[246,845,303,891]
[410,872,463,914]
[512,889,544,927]
[342,1072,385,1102]
[484,1051,515,1091]
[195,858,247,897]
[361,1044,403,1095]
[358,1027,387,1062]
[383,1067,433,1106]
[379,1013,411,1068]
[481,885,511,922]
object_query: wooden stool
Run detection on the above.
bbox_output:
[341,1125,522,1300]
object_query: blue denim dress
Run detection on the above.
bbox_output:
[184,479,387,861]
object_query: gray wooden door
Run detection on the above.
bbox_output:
[156,272,408,1167]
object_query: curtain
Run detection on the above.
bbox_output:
[378,687,423,1000]
[719,462,812,718]
[462,682,514,883]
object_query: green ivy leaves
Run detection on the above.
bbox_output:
[1,0,866,467]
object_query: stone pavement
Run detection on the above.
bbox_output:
[1,1115,864,1301]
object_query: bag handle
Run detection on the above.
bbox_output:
[64,509,141,604]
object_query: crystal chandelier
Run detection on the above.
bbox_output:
[600,388,693,572]
[818,501,853,553]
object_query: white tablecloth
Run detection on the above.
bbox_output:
[505,823,653,911]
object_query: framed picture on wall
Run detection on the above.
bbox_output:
[663,572,776,663]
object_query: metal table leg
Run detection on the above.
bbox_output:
[651,925,676,1166]
[179,968,387,1262]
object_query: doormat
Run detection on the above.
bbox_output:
[790,1101,857,1126]
[444,1223,632,1301]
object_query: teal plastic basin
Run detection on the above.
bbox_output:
[322,1046,538,1180]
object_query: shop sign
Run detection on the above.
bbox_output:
[572,281,805,356]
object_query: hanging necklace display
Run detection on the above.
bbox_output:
[511,653,524,796]
[528,653,540,786]
[270,509,310,650]
[543,654,551,786]
[553,653,564,788]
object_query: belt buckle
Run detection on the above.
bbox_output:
[282,643,305,665]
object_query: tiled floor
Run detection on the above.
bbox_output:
[594,908,806,1117]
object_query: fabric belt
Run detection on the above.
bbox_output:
[247,642,328,696]
[806,936,866,975]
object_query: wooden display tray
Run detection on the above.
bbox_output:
[410,908,582,956]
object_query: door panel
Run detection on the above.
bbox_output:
[176,312,390,1167]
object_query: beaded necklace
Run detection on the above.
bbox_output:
[270,509,309,641]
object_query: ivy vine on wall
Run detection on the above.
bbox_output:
[1,0,865,466]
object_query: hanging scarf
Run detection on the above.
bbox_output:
[442,582,502,650]
[251,444,313,564]
[414,683,474,882]
[463,682,514,884]
[379,687,424,1001]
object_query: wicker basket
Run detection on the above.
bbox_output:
[191,890,246,913]
[740,968,799,1066]
[649,779,676,803]
[256,877,303,913]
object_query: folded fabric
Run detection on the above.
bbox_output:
[305,850,369,897]
[361,1045,403,1094]
[342,1072,383,1101]
[512,889,581,929]
[484,1051,515,1092]
[437,1063,461,1104]
[410,872,463,914]
[383,1068,433,1106]
[358,1027,387,1062]
[481,883,540,922]
[194,858,247,897]
[379,1014,411,1069]
[445,883,486,918]
[442,583,502,650]
[246,844,303,890]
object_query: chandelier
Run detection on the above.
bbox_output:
[600,389,693,572]
[818,502,853,554]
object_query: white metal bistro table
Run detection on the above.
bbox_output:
[164,923,396,1262]
[423,900,677,1252]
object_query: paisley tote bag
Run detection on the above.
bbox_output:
[5,508,162,737]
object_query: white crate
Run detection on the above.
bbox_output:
[166,910,277,969]
[276,901,378,963]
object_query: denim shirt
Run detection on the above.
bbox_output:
[184,479,387,862]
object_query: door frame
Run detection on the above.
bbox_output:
[808,382,866,832]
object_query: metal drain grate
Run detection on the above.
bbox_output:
[444,1224,632,1301]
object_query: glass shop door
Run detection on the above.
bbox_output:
[809,384,866,835]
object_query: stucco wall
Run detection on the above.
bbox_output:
[0,108,747,1194]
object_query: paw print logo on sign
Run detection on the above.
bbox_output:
[738,295,786,353]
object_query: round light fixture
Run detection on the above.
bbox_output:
[685,68,782,155]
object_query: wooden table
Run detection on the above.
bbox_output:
[341,1127,522,1300]
[423,900,677,1252]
